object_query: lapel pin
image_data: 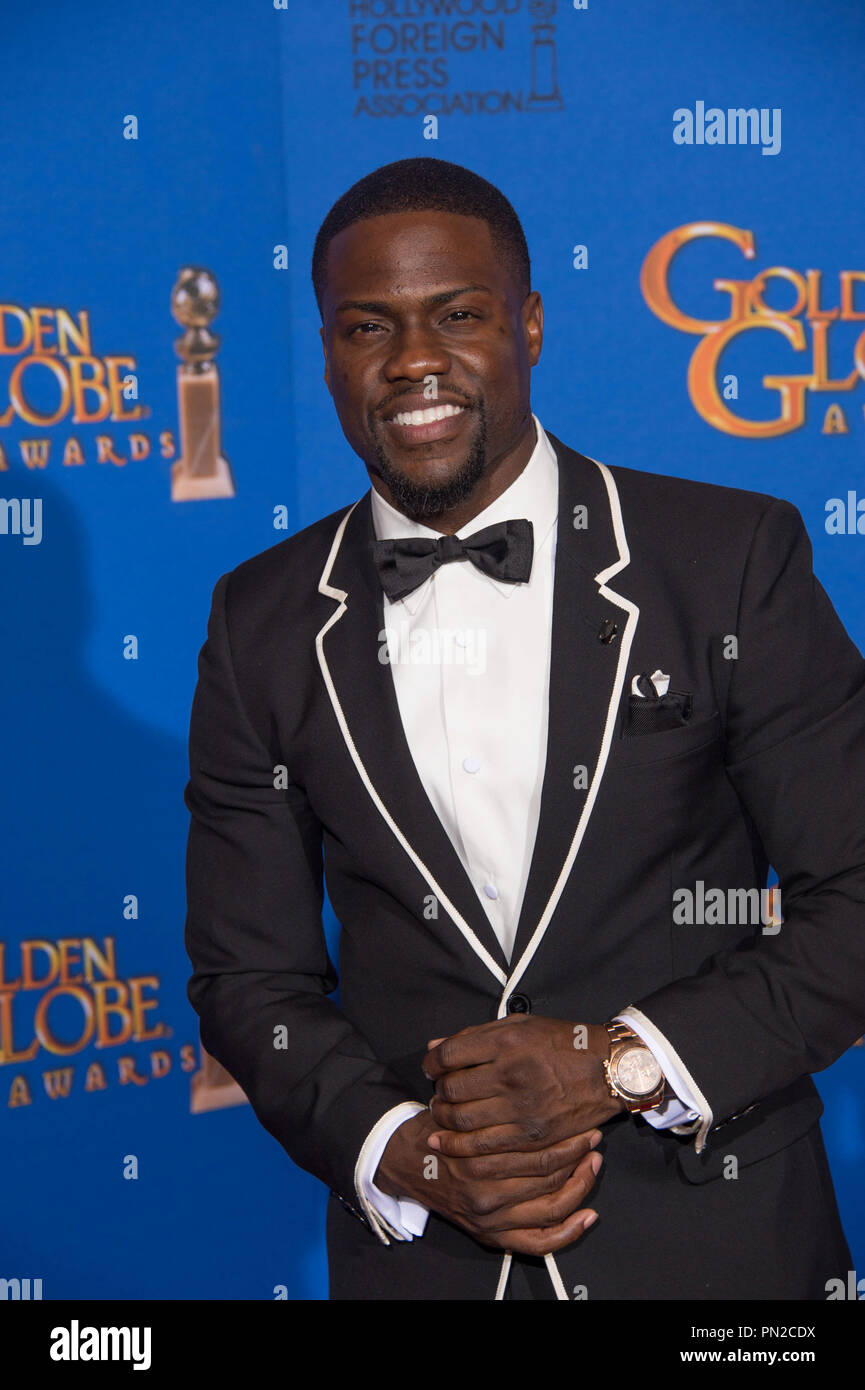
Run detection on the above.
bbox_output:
[598,618,619,644]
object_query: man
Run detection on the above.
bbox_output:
[184,157,865,1301]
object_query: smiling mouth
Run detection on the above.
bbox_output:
[390,402,465,427]
[382,402,469,444]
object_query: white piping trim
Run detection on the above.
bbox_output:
[353,1161,398,1247]
[497,458,638,1013]
[318,501,359,605]
[588,454,632,583]
[494,1253,512,1300]
[619,1006,713,1153]
[493,1253,571,1300]
[545,1252,571,1301]
[316,503,508,988]
[354,1185,399,1247]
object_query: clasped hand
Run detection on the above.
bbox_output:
[424,1014,624,1156]
[375,1015,623,1256]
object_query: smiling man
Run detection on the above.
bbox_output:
[185,157,865,1301]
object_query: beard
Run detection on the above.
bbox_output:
[369,400,488,522]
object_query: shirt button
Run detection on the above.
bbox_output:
[506,993,531,1015]
[462,756,481,773]
[483,882,498,900]
[455,631,469,647]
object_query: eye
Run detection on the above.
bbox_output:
[348,321,384,336]
[445,310,476,322]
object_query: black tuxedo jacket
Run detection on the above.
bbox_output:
[184,432,865,1300]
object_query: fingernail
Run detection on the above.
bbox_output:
[589,1130,603,1149]
[590,1152,603,1176]
[583,1212,598,1230]
[428,1133,441,1149]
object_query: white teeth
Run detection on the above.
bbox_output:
[392,403,465,427]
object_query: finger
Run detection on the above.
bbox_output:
[423,1018,516,1077]
[421,1040,448,1079]
[457,1162,592,1216]
[429,1094,520,1135]
[448,1152,602,1231]
[451,1130,602,1181]
[484,1156,601,1234]
[423,1039,496,1080]
[429,1117,565,1155]
[494,1207,598,1258]
[425,1020,496,1052]
[456,1146,603,1216]
[432,1063,500,1105]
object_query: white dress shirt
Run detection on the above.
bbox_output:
[354,414,703,1243]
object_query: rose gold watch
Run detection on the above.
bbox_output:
[603,1020,666,1113]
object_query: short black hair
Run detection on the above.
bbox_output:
[312,157,531,317]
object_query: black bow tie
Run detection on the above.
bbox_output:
[372,518,534,602]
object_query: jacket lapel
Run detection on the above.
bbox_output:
[316,492,511,985]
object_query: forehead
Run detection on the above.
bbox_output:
[324,210,511,306]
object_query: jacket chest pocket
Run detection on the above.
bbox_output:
[613,709,723,769]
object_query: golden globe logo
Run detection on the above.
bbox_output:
[0,306,146,428]
[0,936,197,1107]
[0,302,178,473]
[641,223,865,437]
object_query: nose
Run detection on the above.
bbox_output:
[382,322,451,382]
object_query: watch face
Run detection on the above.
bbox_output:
[615,1046,662,1097]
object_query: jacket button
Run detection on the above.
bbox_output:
[506,993,531,1014]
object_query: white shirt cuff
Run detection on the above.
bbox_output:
[612,1009,712,1150]
[354,1101,431,1243]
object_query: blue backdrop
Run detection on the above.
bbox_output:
[1,0,862,1299]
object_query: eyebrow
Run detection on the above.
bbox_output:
[334,283,493,315]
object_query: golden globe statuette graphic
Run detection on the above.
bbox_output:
[527,0,563,112]
[190,1043,249,1114]
[170,266,235,501]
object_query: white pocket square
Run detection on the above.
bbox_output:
[631,668,670,698]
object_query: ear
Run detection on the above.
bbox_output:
[320,325,331,395]
[523,290,544,368]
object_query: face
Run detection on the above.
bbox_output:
[319,210,543,524]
